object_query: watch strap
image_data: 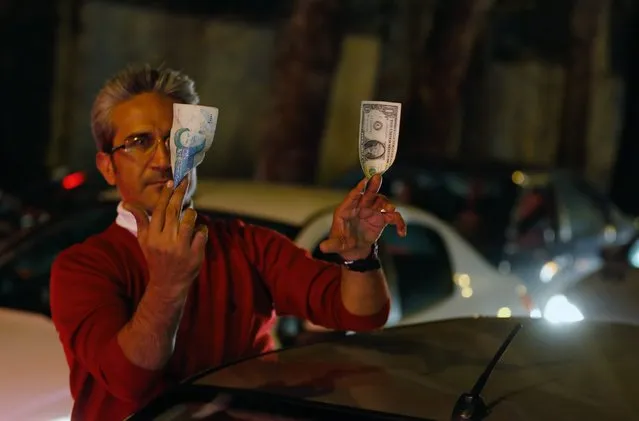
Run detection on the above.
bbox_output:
[342,243,381,272]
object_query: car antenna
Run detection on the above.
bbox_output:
[450,323,523,421]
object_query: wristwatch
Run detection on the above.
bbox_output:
[342,243,381,272]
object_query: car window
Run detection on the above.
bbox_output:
[312,223,454,317]
[0,206,116,314]
[201,211,300,240]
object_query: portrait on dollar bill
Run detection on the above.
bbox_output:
[362,139,386,160]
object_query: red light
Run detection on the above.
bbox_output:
[62,172,86,190]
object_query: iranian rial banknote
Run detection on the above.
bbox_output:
[358,101,401,178]
[170,103,219,186]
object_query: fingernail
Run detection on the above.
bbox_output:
[166,180,174,188]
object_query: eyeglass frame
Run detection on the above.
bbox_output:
[109,132,170,156]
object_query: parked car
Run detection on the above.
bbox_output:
[0,179,536,342]
[125,317,636,421]
[0,170,105,249]
[0,189,51,248]
[0,307,71,420]
[332,159,636,311]
[0,203,118,316]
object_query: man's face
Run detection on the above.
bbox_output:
[96,92,183,213]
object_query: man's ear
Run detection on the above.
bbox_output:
[96,152,116,186]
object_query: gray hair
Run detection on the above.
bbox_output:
[91,63,200,153]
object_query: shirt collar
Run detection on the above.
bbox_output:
[115,200,195,237]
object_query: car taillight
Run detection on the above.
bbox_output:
[62,171,86,190]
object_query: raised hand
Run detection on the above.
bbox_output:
[123,178,208,296]
[319,174,406,261]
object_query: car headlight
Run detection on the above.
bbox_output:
[628,239,639,268]
[543,294,584,323]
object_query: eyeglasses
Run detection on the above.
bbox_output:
[110,133,170,156]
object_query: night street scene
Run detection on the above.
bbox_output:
[2,1,639,420]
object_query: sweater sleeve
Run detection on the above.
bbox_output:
[238,221,389,331]
[50,243,169,403]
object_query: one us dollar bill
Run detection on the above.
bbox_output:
[358,101,401,178]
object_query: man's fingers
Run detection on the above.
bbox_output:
[165,177,190,231]
[178,208,198,245]
[123,202,150,239]
[349,177,368,195]
[190,224,208,255]
[338,174,382,215]
[372,195,392,212]
[335,177,366,215]
[359,191,377,209]
[355,174,382,209]
[382,201,396,212]
[150,181,174,232]
[319,237,344,254]
[383,211,407,236]
[365,173,382,194]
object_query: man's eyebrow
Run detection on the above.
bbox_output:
[122,130,171,142]
[123,131,153,140]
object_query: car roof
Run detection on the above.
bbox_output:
[190,317,639,420]
[382,156,553,175]
[0,308,71,418]
[99,179,351,227]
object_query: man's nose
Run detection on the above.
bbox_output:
[149,139,171,172]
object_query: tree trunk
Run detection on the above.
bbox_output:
[254,0,344,184]
[556,0,609,174]
[411,0,495,157]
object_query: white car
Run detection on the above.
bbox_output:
[104,179,534,326]
[0,308,71,421]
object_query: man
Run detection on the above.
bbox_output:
[50,64,406,421]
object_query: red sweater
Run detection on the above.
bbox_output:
[50,217,389,421]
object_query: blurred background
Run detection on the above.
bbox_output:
[2,0,639,335]
[0,0,636,191]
